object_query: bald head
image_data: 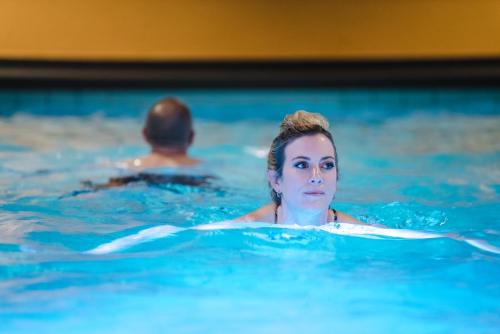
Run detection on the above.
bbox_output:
[143,97,193,149]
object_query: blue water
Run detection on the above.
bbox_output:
[0,89,499,333]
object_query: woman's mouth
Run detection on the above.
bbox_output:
[303,191,325,196]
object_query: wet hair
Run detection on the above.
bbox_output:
[267,110,339,206]
[143,97,193,148]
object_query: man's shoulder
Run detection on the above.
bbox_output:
[120,155,203,170]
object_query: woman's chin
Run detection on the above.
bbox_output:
[299,200,330,211]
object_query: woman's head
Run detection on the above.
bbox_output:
[267,110,338,208]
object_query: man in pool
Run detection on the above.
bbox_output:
[125,97,200,169]
[82,97,213,190]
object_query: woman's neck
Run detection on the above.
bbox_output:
[277,203,329,226]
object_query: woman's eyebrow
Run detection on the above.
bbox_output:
[291,156,310,161]
[291,156,335,161]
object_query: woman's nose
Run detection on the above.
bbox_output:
[309,166,323,184]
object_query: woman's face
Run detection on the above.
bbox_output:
[270,133,337,212]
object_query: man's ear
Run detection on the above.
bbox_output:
[267,170,281,193]
[142,128,150,144]
[188,130,195,146]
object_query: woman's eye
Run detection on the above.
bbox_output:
[294,161,308,169]
[322,161,335,169]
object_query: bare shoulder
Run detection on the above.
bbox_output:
[234,203,275,223]
[336,210,368,225]
[120,157,143,170]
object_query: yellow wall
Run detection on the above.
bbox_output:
[1,0,500,61]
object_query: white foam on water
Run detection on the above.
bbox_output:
[86,222,500,255]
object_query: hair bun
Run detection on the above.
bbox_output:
[280,110,330,132]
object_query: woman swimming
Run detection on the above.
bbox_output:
[235,110,363,225]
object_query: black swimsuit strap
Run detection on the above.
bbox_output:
[274,206,338,223]
[331,208,338,222]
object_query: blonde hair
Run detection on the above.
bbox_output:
[268,110,338,205]
[280,110,330,133]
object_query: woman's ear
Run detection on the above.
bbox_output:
[267,170,281,193]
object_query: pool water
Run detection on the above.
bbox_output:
[0,89,499,333]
